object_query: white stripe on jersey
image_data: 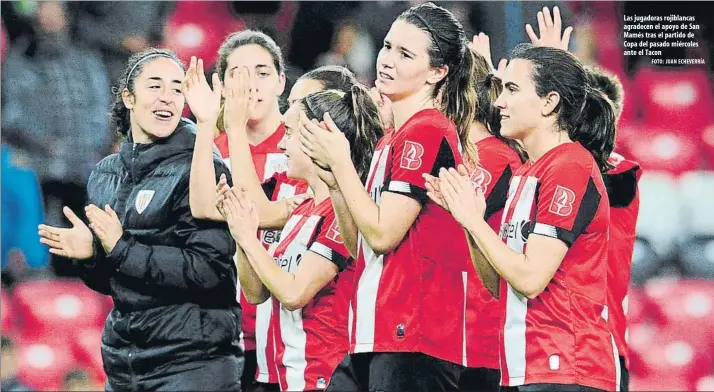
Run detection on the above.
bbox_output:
[256,299,274,383]
[602,306,622,392]
[354,147,390,352]
[276,215,321,391]
[502,175,538,385]
[461,271,468,366]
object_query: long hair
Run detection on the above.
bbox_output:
[510,44,616,172]
[397,2,478,165]
[299,65,358,93]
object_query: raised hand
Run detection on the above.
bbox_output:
[285,194,312,215]
[298,111,351,172]
[38,207,94,260]
[526,6,573,51]
[223,67,255,133]
[439,165,486,229]
[182,56,222,124]
[86,204,124,254]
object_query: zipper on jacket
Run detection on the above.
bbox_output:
[131,144,138,184]
[128,348,138,392]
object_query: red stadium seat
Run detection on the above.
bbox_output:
[626,285,664,326]
[71,328,106,385]
[12,279,109,342]
[630,374,692,391]
[164,2,246,72]
[15,339,75,391]
[621,125,701,175]
[2,287,15,334]
[634,66,714,131]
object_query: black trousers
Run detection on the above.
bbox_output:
[106,355,243,392]
[500,383,606,392]
[620,356,630,392]
[460,367,501,392]
[327,352,462,392]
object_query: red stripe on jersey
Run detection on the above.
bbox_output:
[351,109,470,365]
[271,198,353,391]
[605,153,642,369]
[498,143,619,391]
[464,137,523,370]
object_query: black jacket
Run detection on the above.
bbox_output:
[77,119,241,383]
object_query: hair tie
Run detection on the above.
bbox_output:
[125,53,175,88]
[414,14,443,57]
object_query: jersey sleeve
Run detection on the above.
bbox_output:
[531,161,604,247]
[307,210,351,272]
[384,123,458,204]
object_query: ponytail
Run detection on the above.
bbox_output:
[347,85,385,183]
[441,48,478,166]
[571,87,616,172]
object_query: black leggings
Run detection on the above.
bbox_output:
[327,352,462,392]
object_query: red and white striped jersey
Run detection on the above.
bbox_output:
[464,136,522,370]
[498,142,619,391]
[271,198,353,391]
[215,125,308,384]
[351,108,470,365]
[603,152,642,369]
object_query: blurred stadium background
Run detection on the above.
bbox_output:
[1,1,713,391]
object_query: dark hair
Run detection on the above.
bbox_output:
[217,29,284,81]
[584,65,624,119]
[471,51,528,163]
[215,30,284,131]
[299,65,358,93]
[398,2,478,165]
[110,48,186,137]
[63,369,90,385]
[301,86,384,183]
[510,44,616,172]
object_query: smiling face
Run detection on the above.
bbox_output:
[375,19,444,101]
[123,57,186,143]
[278,103,314,181]
[224,44,285,123]
[494,59,546,141]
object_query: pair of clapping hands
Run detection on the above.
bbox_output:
[38,205,123,260]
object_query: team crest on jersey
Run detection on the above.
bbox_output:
[325,219,344,244]
[400,141,424,170]
[135,190,155,214]
[316,377,327,390]
[549,185,576,216]
[470,166,493,194]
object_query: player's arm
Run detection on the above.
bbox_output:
[189,120,229,221]
[465,228,500,298]
[237,242,270,305]
[466,219,566,299]
[241,216,350,311]
[328,188,360,258]
[467,162,600,299]
[225,121,291,229]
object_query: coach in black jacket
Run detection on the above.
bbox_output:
[39,49,242,391]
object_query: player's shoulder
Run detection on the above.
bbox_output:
[398,108,455,140]
[543,142,597,174]
[477,137,522,169]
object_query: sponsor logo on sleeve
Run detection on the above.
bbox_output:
[548,185,576,216]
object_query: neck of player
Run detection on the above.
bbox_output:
[246,107,283,146]
[468,121,492,145]
[308,172,330,206]
[522,122,573,163]
[390,86,436,131]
